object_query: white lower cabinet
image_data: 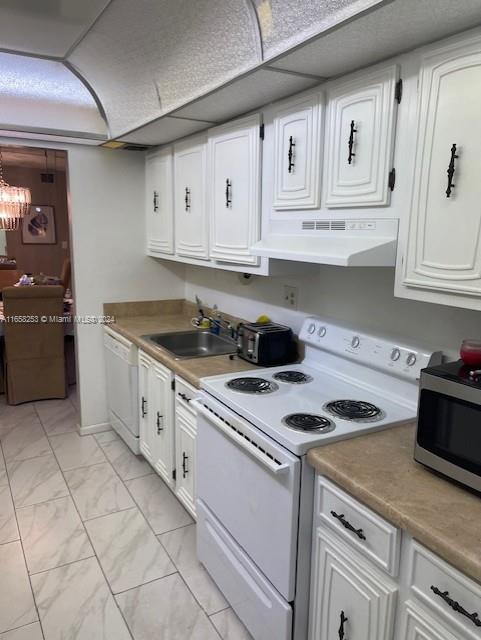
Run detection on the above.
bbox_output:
[309,528,397,639]
[138,350,175,488]
[311,475,480,640]
[398,601,458,640]
[174,377,197,518]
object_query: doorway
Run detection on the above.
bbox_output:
[0,143,78,409]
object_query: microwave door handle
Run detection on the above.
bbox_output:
[191,399,290,476]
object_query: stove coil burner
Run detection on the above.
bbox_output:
[323,399,384,422]
[226,377,279,395]
[283,413,335,433]
[273,370,313,385]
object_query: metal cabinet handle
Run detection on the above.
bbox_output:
[330,510,366,540]
[430,586,481,627]
[184,187,191,211]
[141,397,147,418]
[182,452,189,478]
[348,120,357,164]
[288,135,295,173]
[446,143,458,198]
[338,611,348,639]
[225,179,232,208]
[153,191,159,212]
[178,392,191,403]
[156,412,163,434]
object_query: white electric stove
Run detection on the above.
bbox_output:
[193,316,442,640]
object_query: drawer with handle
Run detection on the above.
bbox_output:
[409,541,481,639]
[175,377,197,417]
[315,476,401,576]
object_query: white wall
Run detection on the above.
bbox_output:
[0,137,185,429]
[184,263,481,359]
[67,146,185,429]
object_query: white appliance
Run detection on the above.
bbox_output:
[103,327,139,454]
[192,316,442,640]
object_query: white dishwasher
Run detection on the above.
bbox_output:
[103,326,139,454]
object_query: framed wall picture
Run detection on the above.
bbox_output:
[21,205,57,245]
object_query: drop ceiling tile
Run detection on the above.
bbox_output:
[69,0,262,139]
[268,0,481,77]
[172,68,320,123]
[0,0,110,57]
[118,117,213,146]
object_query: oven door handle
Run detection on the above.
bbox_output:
[191,399,291,476]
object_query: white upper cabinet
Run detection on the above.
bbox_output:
[174,137,209,260]
[323,64,399,208]
[273,91,323,210]
[208,114,261,266]
[402,34,481,302]
[145,147,174,255]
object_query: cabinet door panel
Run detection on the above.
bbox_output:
[149,361,174,487]
[309,530,397,640]
[399,601,458,640]
[324,65,398,207]
[138,352,154,464]
[404,37,481,296]
[175,407,196,518]
[174,139,209,259]
[273,92,323,210]
[146,149,174,254]
[209,114,261,265]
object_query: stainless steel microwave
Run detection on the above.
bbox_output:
[415,361,481,493]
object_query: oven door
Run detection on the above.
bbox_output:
[415,373,481,491]
[192,393,301,601]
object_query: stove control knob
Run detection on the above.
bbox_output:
[318,326,327,338]
[390,348,401,362]
[308,323,316,335]
[351,336,360,348]
[406,352,417,367]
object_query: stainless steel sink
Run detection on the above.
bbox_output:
[141,330,237,359]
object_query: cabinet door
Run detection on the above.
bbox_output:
[208,114,261,265]
[149,361,175,487]
[398,601,458,640]
[138,351,154,464]
[174,138,209,259]
[324,64,399,208]
[403,36,481,297]
[273,92,323,210]
[146,148,174,255]
[309,530,397,640]
[175,407,196,518]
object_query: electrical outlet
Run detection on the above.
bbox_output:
[283,285,298,310]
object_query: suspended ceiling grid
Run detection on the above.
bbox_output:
[1,0,481,146]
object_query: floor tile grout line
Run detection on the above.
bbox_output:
[46,432,136,640]
[27,553,97,578]
[0,438,46,640]
[112,568,180,597]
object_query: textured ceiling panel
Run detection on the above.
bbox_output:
[254,0,386,60]
[69,0,262,139]
[0,0,111,57]
[173,69,320,124]
[270,0,481,77]
[118,117,214,146]
[0,53,106,135]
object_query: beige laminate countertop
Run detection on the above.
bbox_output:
[307,424,481,584]
[105,300,257,388]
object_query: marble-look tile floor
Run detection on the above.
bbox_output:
[0,394,252,640]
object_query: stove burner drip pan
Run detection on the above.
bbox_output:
[283,413,335,433]
[323,399,384,422]
[273,371,313,384]
[226,377,279,395]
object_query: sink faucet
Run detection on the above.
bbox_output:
[193,297,237,340]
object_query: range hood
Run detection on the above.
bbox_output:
[251,219,398,267]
